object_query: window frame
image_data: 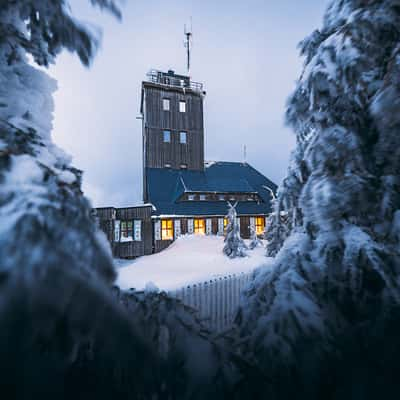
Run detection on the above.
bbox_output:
[161,219,174,240]
[179,131,187,144]
[179,100,186,113]
[120,220,133,241]
[194,219,206,234]
[163,130,171,143]
[133,220,142,241]
[255,217,265,235]
[162,98,170,111]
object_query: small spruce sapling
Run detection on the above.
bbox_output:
[223,202,247,258]
[249,224,262,250]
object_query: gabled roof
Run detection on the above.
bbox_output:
[146,161,277,217]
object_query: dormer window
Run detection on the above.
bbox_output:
[188,194,195,201]
[219,195,225,201]
[163,98,170,111]
[199,194,206,201]
[179,101,186,113]
[163,130,171,143]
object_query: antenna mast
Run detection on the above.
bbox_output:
[184,18,193,76]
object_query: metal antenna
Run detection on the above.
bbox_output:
[184,18,193,76]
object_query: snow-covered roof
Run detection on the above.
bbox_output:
[146,161,277,217]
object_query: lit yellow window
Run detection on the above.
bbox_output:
[194,219,205,234]
[161,219,174,240]
[255,217,265,235]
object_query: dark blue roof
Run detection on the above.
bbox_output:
[146,162,277,216]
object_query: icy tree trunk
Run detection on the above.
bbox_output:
[236,1,400,398]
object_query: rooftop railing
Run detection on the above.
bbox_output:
[146,69,204,92]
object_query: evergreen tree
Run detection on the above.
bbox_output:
[223,202,247,258]
[0,2,237,398]
[249,224,262,250]
[236,1,400,398]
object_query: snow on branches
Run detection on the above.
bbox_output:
[223,202,247,258]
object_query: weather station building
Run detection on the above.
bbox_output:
[95,30,277,258]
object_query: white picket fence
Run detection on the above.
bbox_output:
[169,271,254,332]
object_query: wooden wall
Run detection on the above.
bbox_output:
[94,205,153,259]
[143,83,204,171]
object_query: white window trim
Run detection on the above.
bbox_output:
[174,219,181,239]
[206,219,212,235]
[155,220,161,241]
[114,220,120,242]
[188,219,194,234]
[217,218,224,236]
[134,220,141,241]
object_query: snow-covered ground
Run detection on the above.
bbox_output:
[116,235,273,291]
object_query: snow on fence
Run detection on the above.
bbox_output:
[169,271,254,332]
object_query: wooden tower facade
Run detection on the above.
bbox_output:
[140,69,206,202]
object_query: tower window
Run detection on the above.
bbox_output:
[163,130,171,143]
[180,131,187,144]
[179,101,186,113]
[162,98,170,111]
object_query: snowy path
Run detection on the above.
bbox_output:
[116,235,273,291]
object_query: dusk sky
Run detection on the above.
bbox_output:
[49,0,329,207]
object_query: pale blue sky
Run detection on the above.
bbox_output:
[49,0,329,207]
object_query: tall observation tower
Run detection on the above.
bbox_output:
[140,26,206,202]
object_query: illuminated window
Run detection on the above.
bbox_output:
[121,220,133,241]
[255,217,265,235]
[180,131,187,144]
[179,101,186,113]
[163,98,170,111]
[224,218,229,233]
[163,130,171,143]
[161,219,174,240]
[180,164,187,169]
[194,219,205,234]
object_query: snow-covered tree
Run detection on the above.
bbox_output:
[0,3,246,398]
[249,225,262,250]
[236,1,400,397]
[265,208,292,257]
[223,202,247,258]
